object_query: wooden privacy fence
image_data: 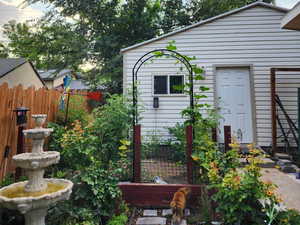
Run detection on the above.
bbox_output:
[0,83,61,179]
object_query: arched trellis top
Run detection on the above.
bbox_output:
[132,48,194,126]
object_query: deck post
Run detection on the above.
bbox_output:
[186,125,193,184]
[224,126,231,152]
[133,125,141,183]
[271,68,277,156]
[212,127,217,142]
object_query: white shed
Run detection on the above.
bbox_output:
[122,1,300,147]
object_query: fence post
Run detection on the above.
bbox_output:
[186,125,193,184]
[211,127,217,142]
[298,88,300,154]
[271,68,277,156]
[224,126,231,152]
[133,125,141,183]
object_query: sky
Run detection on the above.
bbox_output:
[0,0,299,26]
[276,0,300,8]
[0,0,299,41]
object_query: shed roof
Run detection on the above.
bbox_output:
[0,58,26,77]
[121,1,288,53]
[70,79,90,90]
[39,69,72,81]
[281,1,300,30]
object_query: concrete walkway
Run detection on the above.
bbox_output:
[261,167,300,211]
[135,209,189,225]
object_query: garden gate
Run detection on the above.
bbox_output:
[131,49,194,184]
[118,49,203,207]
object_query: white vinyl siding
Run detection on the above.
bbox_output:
[123,5,300,146]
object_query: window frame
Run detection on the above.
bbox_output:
[152,74,186,96]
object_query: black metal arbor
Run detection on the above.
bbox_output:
[132,48,194,127]
[131,49,195,183]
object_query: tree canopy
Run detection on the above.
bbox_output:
[2,0,273,93]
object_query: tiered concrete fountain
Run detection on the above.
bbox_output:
[0,114,73,225]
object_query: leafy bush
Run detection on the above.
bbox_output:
[276,209,300,225]
[46,94,132,224]
[56,94,90,126]
[107,214,128,225]
[192,140,284,225]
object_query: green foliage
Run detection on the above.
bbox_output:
[0,43,8,58]
[188,0,273,24]
[107,213,128,225]
[56,95,90,126]
[3,0,270,93]
[193,143,281,225]
[275,209,300,225]
[46,95,132,224]
[0,174,14,188]
[91,95,133,166]
[3,20,88,71]
[167,123,186,162]
[47,122,66,150]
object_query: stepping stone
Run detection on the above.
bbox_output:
[276,153,292,160]
[171,219,187,225]
[281,165,297,173]
[143,209,158,216]
[162,208,190,216]
[278,159,293,166]
[162,209,172,216]
[136,217,166,225]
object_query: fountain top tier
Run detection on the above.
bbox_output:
[22,114,53,155]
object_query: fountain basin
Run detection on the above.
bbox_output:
[0,179,73,214]
[23,128,53,140]
[13,152,60,169]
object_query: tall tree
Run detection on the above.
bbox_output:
[0,43,8,58]
[187,0,273,22]
[3,20,89,71]
[7,0,274,93]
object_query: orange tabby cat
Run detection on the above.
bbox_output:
[170,187,191,225]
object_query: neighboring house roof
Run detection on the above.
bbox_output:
[70,79,90,90]
[0,58,45,86]
[121,1,288,53]
[281,1,300,30]
[0,58,26,77]
[39,69,73,81]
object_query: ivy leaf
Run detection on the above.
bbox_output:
[154,51,163,57]
[200,86,210,91]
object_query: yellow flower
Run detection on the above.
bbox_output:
[247,143,254,150]
[191,155,200,161]
[118,145,127,151]
[120,140,130,146]
[229,143,240,149]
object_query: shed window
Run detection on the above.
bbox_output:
[170,75,183,94]
[153,75,184,95]
[154,76,167,94]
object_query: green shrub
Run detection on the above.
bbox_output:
[56,94,90,126]
[46,94,132,224]
[276,209,300,225]
[107,214,128,225]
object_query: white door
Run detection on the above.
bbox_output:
[216,67,253,143]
